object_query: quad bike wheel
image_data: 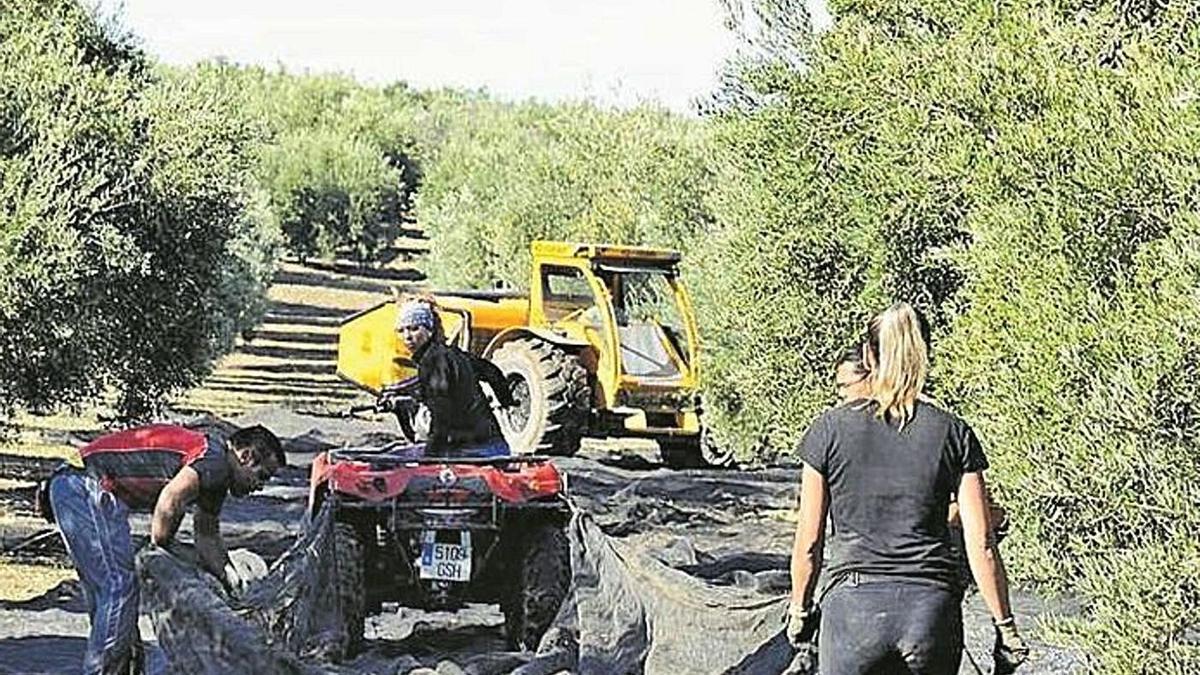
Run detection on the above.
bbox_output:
[490,338,589,456]
[503,523,572,651]
[331,522,366,660]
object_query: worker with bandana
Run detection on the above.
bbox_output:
[388,298,514,457]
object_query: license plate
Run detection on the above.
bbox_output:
[419,534,472,581]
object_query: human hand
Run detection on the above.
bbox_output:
[993,617,1030,674]
[786,603,820,648]
[375,388,406,414]
[786,603,819,673]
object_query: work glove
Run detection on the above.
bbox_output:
[222,561,246,596]
[992,617,1030,674]
[375,387,408,414]
[787,603,820,648]
[223,549,269,597]
[495,381,518,410]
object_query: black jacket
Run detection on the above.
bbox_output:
[412,339,509,455]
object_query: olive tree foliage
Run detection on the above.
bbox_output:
[0,1,277,417]
[697,0,1200,668]
[704,0,815,113]
[259,127,402,262]
[415,97,717,290]
[177,64,422,262]
[933,5,1200,670]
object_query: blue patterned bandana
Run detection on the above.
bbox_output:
[396,300,436,331]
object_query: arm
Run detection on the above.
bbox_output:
[194,506,230,581]
[420,352,454,454]
[958,471,1012,621]
[151,466,200,546]
[469,353,516,408]
[790,463,829,610]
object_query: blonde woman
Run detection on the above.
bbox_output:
[788,303,1028,674]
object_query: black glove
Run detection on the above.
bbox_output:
[378,388,421,416]
[495,380,518,409]
[993,617,1030,674]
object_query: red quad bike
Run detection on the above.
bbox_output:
[308,438,572,660]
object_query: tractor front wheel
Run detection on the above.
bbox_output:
[659,426,734,469]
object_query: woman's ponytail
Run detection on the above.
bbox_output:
[865,302,929,428]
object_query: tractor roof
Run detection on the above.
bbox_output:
[531,240,681,265]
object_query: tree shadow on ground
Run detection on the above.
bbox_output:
[296,259,427,282]
[238,345,337,362]
[272,268,421,293]
[260,302,349,326]
[195,381,357,400]
[0,482,35,517]
[233,363,337,376]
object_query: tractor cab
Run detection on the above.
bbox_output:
[527,241,700,412]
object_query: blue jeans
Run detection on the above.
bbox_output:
[455,437,511,458]
[49,470,142,675]
[818,575,963,675]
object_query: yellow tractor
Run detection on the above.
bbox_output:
[336,240,730,467]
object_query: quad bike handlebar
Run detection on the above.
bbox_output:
[346,388,422,442]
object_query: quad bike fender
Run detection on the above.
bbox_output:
[308,454,565,513]
[308,451,333,517]
[483,327,588,358]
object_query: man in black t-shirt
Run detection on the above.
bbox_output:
[46,424,284,675]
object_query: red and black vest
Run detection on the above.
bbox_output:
[78,424,231,512]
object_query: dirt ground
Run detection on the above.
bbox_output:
[0,252,1089,674]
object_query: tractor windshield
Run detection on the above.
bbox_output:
[598,264,692,382]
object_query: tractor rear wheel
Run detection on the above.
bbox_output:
[490,338,589,456]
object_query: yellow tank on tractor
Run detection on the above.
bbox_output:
[337,240,730,467]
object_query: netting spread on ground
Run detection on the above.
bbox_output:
[136,502,803,675]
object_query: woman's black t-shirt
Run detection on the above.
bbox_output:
[799,399,988,589]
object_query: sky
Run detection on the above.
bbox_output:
[94,0,767,115]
